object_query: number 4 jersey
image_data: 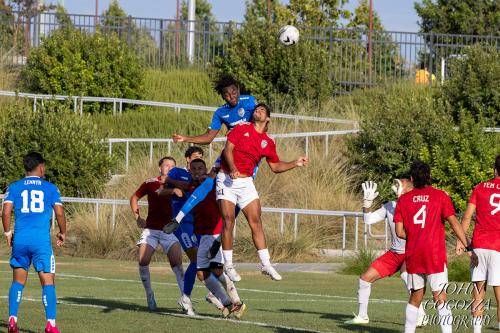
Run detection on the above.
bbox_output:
[469,178,500,252]
[4,176,62,245]
[394,186,456,274]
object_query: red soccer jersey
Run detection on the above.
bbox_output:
[469,178,500,252]
[221,122,280,177]
[394,186,456,274]
[134,177,172,230]
[193,187,223,235]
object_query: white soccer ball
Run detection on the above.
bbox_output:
[278,25,299,46]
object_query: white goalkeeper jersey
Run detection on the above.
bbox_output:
[363,201,405,254]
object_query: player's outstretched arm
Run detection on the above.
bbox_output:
[53,204,67,247]
[268,157,309,174]
[2,202,13,247]
[173,129,219,145]
[456,203,476,255]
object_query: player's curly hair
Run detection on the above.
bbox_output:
[410,160,431,189]
[23,151,46,172]
[184,146,204,159]
[213,75,239,95]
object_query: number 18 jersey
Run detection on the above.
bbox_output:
[4,176,62,245]
[394,186,455,274]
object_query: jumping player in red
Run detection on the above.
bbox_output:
[218,103,308,281]
[394,160,474,333]
[456,154,500,333]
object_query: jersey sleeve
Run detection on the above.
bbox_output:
[227,124,243,146]
[51,185,62,207]
[363,206,387,225]
[3,184,15,204]
[134,182,148,198]
[468,185,479,205]
[265,140,280,164]
[441,191,456,219]
[393,199,403,223]
[208,109,223,130]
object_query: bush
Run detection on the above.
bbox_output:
[421,113,500,211]
[439,46,500,126]
[0,101,113,196]
[346,83,452,201]
[20,28,144,113]
[448,255,471,282]
[341,248,378,275]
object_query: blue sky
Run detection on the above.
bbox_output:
[54,0,422,32]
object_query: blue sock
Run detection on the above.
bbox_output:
[178,177,214,219]
[9,281,24,318]
[42,285,57,321]
[183,262,197,296]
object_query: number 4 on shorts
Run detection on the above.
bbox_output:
[413,205,426,228]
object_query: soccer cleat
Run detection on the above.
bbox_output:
[230,302,246,320]
[147,293,157,311]
[163,219,180,234]
[178,294,196,316]
[261,264,282,281]
[8,317,19,333]
[224,264,242,282]
[416,311,428,327]
[344,314,370,325]
[208,240,221,259]
[44,322,61,333]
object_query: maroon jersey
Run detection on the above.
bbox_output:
[469,178,500,252]
[394,186,455,274]
[221,122,280,177]
[192,186,222,235]
[134,177,172,230]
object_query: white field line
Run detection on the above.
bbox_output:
[0,296,331,333]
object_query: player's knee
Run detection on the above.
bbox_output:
[196,270,208,281]
[138,259,150,266]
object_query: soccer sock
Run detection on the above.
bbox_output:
[358,278,371,319]
[176,178,214,222]
[437,302,452,333]
[472,316,482,333]
[8,281,24,320]
[257,248,271,266]
[183,262,197,296]
[400,272,409,289]
[171,265,184,295]
[223,250,233,266]
[203,274,231,306]
[404,303,419,333]
[139,265,153,297]
[218,273,241,304]
[42,285,57,325]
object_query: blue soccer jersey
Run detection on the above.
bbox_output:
[4,176,62,245]
[209,95,257,131]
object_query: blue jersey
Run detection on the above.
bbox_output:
[167,167,193,224]
[4,176,62,245]
[209,95,257,131]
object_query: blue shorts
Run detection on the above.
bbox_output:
[174,222,198,251]
[10,242,55,273]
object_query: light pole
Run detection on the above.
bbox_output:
[187,0,196,64]
[368,0,373,83]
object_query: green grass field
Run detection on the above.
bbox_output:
[0,256,497,333]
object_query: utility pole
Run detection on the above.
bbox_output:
[187,0,196,64]
[95,0,99,26]
[368,0,373,83]
[267,0,271,20]
[175,0,180,58]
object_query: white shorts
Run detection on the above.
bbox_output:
[216,172,259,209]
[196,234,223,270]
[137,228,179,254]
[407,265,448,292]
[471,248,500,286]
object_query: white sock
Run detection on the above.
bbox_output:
[204,274,231,306]
[47,319,56,326]
[472,316,482,333]
[257,248,271,266]
[418,303,426,317]
[139,265,153,297]
[171,265,184,295]
[405,303,419,333]
[358,279,371,319]
[9,316,17,323]
[498,321,500,330]
[222,250,233,266]
[218,273,241,304]
[175,211,185,223]
[400,272,409,289]
[437,302,452,333]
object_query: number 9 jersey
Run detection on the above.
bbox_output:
[4,176,62,245]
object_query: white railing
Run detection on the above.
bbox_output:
[0,90,358,126]
[0,194,386,254]
[107,129,361,172]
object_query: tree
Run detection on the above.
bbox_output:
[181,0,214,22]
[415,0,500,36]
[346,0,383,30]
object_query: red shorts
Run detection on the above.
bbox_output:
[370,250,405,278]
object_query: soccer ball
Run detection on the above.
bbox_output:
[278,25,299,46]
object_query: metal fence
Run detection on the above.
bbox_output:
[1,10,498,93]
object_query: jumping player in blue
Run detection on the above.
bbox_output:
[2,152,67,333]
